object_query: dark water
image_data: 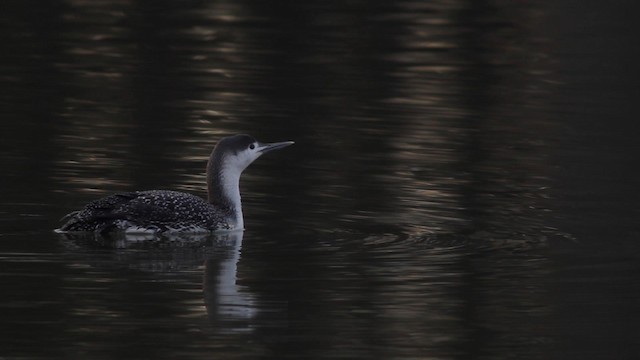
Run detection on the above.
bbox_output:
[1,1,639,359]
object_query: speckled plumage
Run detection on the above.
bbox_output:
[59,190,235,233]
[57,134,293,235]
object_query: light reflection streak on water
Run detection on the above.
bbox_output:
[49,1,270,197]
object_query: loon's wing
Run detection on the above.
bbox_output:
[59,210,79,223]
[59,192,141,231]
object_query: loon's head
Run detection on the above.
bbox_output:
[213,134,294,173]
[206,134,293,226]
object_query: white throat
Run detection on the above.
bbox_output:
[219,161,245,230]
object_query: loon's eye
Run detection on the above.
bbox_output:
[249,144,255,150]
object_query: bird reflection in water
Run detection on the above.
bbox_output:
[203,231,258,333]
[57,231,258,334]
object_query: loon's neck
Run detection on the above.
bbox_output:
[206,153,244,229]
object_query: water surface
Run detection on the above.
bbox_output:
[0,1,638,359]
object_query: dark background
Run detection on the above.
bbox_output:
[0,1,638,359]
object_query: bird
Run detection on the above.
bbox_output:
[56,134,294,234]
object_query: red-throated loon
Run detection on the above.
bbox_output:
[56,134,294,234]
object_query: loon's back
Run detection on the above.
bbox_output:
[58,190,235,234]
